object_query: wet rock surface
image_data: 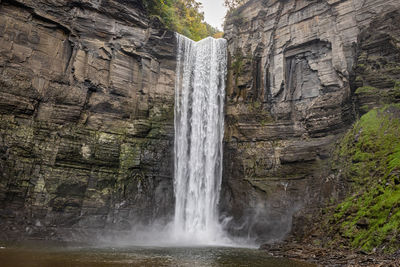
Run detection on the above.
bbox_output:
[0,0,176,240]
[260,241,400,267]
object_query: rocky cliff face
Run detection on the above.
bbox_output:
[0,0,176,240]
[222,0,400,242]
[1,0,399,246]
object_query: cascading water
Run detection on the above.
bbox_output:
[173,33,228,245]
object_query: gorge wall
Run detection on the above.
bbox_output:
[221,0,400,242]
[0,0,177,240]
[1,0,399,245]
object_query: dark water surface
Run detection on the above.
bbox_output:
[0,242,315,267]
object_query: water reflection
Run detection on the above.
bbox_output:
[0,243,315,267]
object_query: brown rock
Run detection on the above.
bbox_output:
[0,0,176,240]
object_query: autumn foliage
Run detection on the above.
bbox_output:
[143,0,222,41]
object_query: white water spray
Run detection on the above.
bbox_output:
[173,33,228,245]
[100,35,254,248]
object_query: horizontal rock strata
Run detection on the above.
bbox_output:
[222,0,400,242]
[0,0,176,240]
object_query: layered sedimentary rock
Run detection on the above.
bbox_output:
[222,0,400,242]
[0,0,176,240]
[2,0,399,245]
[353,9,400,114]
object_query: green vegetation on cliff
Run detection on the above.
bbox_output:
[329,104,400,252]
[143,0,221,41]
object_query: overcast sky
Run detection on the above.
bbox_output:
[198,0,227,30]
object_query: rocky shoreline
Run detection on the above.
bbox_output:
[260,241,400,267]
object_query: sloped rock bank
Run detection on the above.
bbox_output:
[0,0,176,240]
[260,241,400,267]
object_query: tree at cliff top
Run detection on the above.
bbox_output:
[143,0,221,41]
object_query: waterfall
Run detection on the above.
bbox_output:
[173,33,227,244]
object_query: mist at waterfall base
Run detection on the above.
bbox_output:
[172,33,228,246]
[96,34,302,249]
[123,34,231,247]
[100,34,252,248]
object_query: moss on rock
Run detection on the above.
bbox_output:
[328,104,400,253]
[355,86,379,95]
